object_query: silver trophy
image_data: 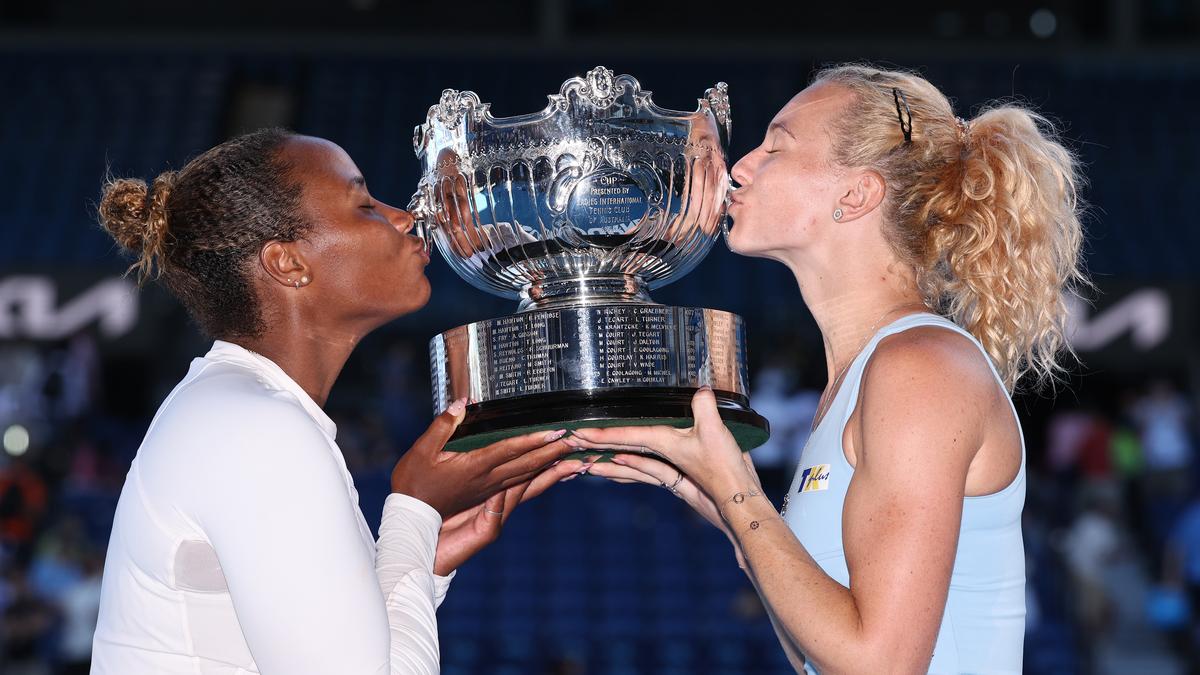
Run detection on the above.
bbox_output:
[409,66,769,451]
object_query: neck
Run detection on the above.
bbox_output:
[237,313,368,408]
[781,250,927,383]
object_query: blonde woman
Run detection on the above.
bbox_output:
[572,65,1085,674]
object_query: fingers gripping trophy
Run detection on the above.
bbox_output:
[409,66,770,452]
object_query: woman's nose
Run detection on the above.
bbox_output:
[730,153,753,187]
[379,201,415,234]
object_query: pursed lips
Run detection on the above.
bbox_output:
[410,237,431,264]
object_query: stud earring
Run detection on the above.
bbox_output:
[833,208,843,221]
[300,276,310,285]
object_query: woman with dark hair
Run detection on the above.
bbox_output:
[575,65,1087,673]
[91,129,587,674]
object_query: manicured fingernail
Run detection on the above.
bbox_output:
[561,473,579,482]
[545,429,567,442]
[563,437,580,448]
[447,398,467,416]
[611,455,626,464]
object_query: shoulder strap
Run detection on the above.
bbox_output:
[834,312,1014,431]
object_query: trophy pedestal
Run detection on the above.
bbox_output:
[429,304,770,454]
[445,386,769,453]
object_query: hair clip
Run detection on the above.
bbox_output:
[892,87,913,143]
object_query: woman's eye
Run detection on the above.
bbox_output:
[361,203,376,210]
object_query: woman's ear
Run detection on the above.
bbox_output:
[834,169,887,223]
[259,241,312,289]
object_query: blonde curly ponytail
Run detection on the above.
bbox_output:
[815,64,1088,390]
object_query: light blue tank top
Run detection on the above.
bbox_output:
[783,313,1026,674]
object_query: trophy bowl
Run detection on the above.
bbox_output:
[410,66,769,452]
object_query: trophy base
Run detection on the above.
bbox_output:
[444,386,770,455]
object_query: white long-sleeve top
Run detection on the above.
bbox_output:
[92,340,453,674]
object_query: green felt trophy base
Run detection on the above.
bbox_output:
[443,387,770,457]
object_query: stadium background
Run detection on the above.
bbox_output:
[1,2,1198,673]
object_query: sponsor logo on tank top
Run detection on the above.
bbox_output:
[797,464,831,493]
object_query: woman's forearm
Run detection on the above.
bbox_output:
[728,529,806,669]
[721,495,883,674]
[740,556,808,671]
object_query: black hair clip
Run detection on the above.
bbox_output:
[892,87,913,143]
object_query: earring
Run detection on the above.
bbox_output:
[833,208,843,221]
[300,276,310,285]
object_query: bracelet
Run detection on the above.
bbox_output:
[746,516,784,532]
[723,488,763,507]
[718,488,765,521]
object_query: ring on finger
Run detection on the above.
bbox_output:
[484,508,504,516]
[661,471,684,496]
[668,471,684,492]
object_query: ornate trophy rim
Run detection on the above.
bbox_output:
[413,66,731,153]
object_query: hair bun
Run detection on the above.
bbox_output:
[98,172,176,281]
[98,177,152,253]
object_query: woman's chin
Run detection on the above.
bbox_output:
[727,233,779,262]
[727,228,752,256]
[412,275,433,308]
[392,274,433,317]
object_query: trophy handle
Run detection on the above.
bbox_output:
[407,183,439,255]
[704,82,732,147]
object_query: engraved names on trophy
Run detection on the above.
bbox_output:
[593,305,676,387]
[484,312,562,398]
[433,306,749,405]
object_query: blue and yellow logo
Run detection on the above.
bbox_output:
[798,464,831,493]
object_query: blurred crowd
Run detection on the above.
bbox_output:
[0,331,1197,674]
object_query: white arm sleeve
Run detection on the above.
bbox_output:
[194,401,451,674]
[377,494,457,672]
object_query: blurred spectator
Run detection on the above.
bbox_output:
[1164,489,1200,671]
[54,551,103,674]
[1,566,56,675]
[1111,391,1150,568]
[1133,379,1197,574]
[0,458,49,561]
[40,335,99,423]
[1062,484,1122,665]
[1135,379,1195,493]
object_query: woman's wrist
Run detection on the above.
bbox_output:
[715,486,767,521]
[705,465,759,504]
[716,487,782,535]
